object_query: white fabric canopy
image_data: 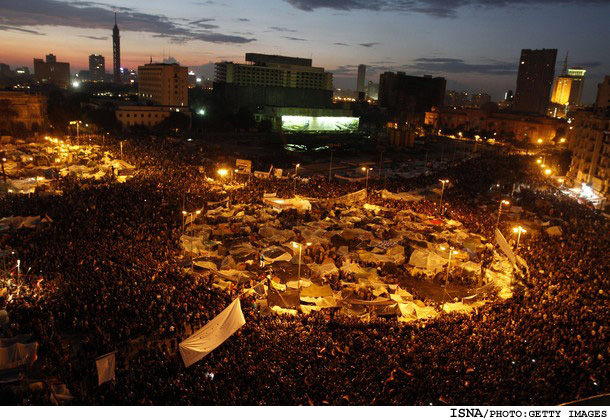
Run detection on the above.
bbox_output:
[179,299,246,367]
[96,352,116,385]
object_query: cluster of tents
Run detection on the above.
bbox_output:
[179,190,517,322]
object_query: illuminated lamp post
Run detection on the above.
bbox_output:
[512,226,526,251]
[361,167,372,200]
[440,246,458,288]
[294,163,300,197]
[292,241,311,290]
[439,179,449,214]
[496,200,510,231]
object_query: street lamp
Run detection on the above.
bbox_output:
[292,241,311,290]
[496,200,510,231]
[440,246,459,288]
[544,168,552,175]
[181,210,187,234]
[439,179,449,214]
[361,167,372,200]
[294,163,300,197]
[512,226,526,250]
[217,168,228,178]
[69,120,82,141]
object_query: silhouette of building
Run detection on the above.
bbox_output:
[379,72,446,115]
[568,67,586,107]
[357,64,366,100]
[595,75,610,110]
[513,49,557,115]
[33,54,70,88]
[89,54,105,81]
[113,13,121,84]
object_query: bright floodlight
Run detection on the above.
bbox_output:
[502,200,510,205]
[537,139,543,143]
[217,169,228,176]
[197,108,205,116]
[72,81,80,88]
[545,169,552,175]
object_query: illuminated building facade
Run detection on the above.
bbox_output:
[568,67,586,107]
[513,49,557,115]
[567,108,610,207]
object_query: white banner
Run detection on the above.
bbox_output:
[495,228,516,266]
[96,352,116,385]
[235,159,252,173]
[179,298,246,368]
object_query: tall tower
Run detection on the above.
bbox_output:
[113,13,121,84]
[513,48,557,115]
[357,64,366,94]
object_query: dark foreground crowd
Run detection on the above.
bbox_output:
[0,135,608,405]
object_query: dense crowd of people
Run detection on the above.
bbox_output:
[0,135,607,405]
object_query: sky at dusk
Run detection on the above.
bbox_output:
[1,0,609,102]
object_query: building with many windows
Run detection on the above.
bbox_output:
[513,49,557,115]
[215,53,332,90]
[89,54,106,81]
[0,91,47,131]
[138,62,188,107]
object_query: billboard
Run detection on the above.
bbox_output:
[281,116,359,132]
[235,159,252,173]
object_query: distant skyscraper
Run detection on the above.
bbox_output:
[89,54,105,81]
[513,48,557,115]
[113,13,121,84]
[568,67,586,107]
[357,64,366,98]
[504,90,514,101]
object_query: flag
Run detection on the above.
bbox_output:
[96,352,116,385]
[179,298,246,368]
[495,229,516,265]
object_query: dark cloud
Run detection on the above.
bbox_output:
[284,0,610,18]
[0,25,45,35]
[0,0,254,44]
[189,18,218,29]
[334,42,349,46]
[359,42,379,47]
[269,26,298,33]
[410,57,516,75]
[80,35,109,40]
[573,61,603,68]
[237,18,250,21]
[284,36,307,41]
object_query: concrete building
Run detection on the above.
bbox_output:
[89,54,105,81]
[379,72,446,115]
[0,91,47,131]
[215,53,333,90]
[115,105,175,129]
[33,54,70,88]
[513,49,557,115]
[471,93,492,108]
[366,81,379,101]
[425,107,567,144]
[596,76,610,110]
[568,67,586,107]
[566,108,610,207]
[138,63,188,107]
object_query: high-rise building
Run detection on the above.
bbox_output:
[357,64,366,98]
[595,76,610,110]
[89,54,105,81]
[138,62,188,107]
[379,72,446,115]
[33,54,70,88]
[513,48,557,115]
[551,76,573,106]
[113,13,121,84]
[471,93,492,108]
[568,67,586,107]
[504,90,514,101]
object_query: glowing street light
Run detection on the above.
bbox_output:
[217,168,228,177]
[512,226,526,250]
[537,138,543,144]
[536,159,542,164]
[292,241,312,290]
[440,246,459,288]
[69,120,82,140]
[362,166,372,200]
[439,179,450,214]
[544,168,552,175]
[496,200,510,231]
